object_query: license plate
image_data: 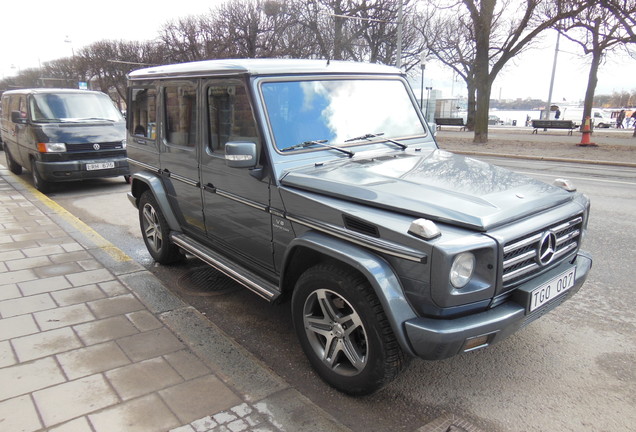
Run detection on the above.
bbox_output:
[529,268,576,312]
[86,162,115,171]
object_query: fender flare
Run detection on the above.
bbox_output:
[283,231,418,357]
[128,172,181,232]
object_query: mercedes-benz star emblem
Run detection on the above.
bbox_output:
[537,231,557,266]
[93,143,101,150]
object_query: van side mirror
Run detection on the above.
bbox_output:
[225,142,257,168]
[11,111,27,124]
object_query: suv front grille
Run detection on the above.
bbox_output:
[502,215,582,287]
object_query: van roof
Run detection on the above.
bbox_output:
[128,58,401,80]
[1,88,106,97]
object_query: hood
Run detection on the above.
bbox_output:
[35,121,125,145]
[280,149,573,231]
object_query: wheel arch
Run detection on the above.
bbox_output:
[281,230,418,357]
[129,172,181,232]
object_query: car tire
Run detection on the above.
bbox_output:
[5,148,22,175]
[292,262,408,395]
[138,190,182,264]
[30,159,50,193]
[124,175,131,184]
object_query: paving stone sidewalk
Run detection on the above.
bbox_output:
[0,169,349,432]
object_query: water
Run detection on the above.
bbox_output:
[489,110,543,126]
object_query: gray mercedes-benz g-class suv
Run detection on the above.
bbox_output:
[126,59,592,395]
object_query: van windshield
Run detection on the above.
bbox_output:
[261,78,427,152]
[29,93,123,123]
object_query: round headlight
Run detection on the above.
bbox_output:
[450,252,475,288]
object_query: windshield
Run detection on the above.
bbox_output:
[261,78,427,152]
[29,92,123,122]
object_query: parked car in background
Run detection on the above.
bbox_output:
[0,88,129,192]
[126,59,592,395]
[561,107,613,128]
[488,114,504,125]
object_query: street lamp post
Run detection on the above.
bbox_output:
[64,36,74,57]
[544,32,560,120]
[425,86,433,121]
[420,54,426,110]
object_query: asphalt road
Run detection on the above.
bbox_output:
[9,154,636,432]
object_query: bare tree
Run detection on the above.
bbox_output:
[558,1,636,128]
[420,0,587,143]
[159,15,213,62]
[77,40,161,102]
[600,0,636,39]
[41,57,82,89]
[417,3,478,129]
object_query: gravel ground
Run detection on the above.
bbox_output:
[435,127,636,165]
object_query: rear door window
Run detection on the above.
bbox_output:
[129,87,157,139]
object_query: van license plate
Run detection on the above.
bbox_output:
[86,162,115,171]
[529,268,576,312]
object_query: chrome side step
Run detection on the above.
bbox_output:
[170,233,280,302]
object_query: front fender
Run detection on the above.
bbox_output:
[283,231,418,357]
[128,172,181,232]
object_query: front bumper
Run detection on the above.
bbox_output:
[404,251,592,360]
[35,156,129,182]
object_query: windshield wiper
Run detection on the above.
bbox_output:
[280,139,355,157]
[344,132,407,150]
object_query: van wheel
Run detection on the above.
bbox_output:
[5,148,22,175]
[138,190,182,264]
[30,160,50,193]
[292,263,408,395]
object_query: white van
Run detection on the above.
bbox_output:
[561,107,613,128]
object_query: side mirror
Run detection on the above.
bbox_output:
[11,111,27,124]
[225,141,257,168]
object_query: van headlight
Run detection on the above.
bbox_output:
[450,252,475,288]
[37,142,67,153]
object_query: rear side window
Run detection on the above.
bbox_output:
[165,84,197,148]
[129,87,157,139]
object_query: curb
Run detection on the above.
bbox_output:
[448,150,636,168]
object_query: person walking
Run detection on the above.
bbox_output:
[631,110,636,137]
[617,110,626,128]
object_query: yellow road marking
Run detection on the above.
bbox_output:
[13,175,132,262]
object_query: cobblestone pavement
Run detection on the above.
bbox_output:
[0,167,350,432]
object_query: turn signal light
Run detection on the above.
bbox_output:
[463,334,491,352]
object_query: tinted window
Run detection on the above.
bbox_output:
[129,87,157,139]
[207,82,258,152]
[165,85,197,148]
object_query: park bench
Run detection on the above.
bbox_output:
[531,119,577,136]
[435,117,466,131]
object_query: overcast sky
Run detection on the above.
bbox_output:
[2,0,635,105]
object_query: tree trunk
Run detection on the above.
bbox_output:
[333,2,344,60]
[582,48,601,130]
[473,79,491,143]
[469,0,495,144]
[465,80,476,131]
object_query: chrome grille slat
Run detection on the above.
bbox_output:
[502,262,540,282]
[503,233,542,254]
[503,250,536,268]
[502,215,583,287]
[557,229,580,245]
